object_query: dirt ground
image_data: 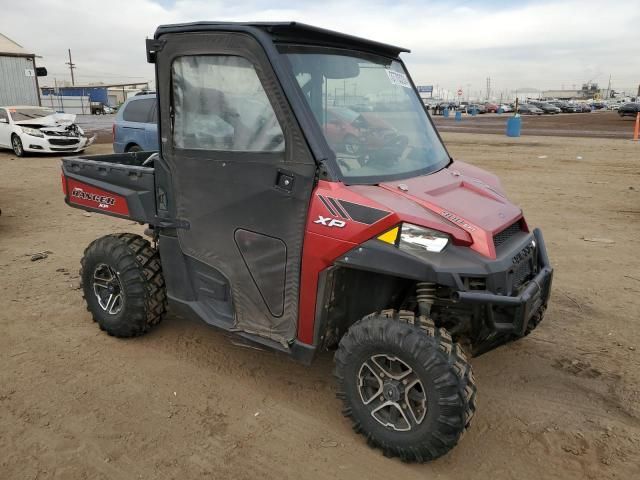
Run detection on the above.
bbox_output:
[1,132,639,479]
[433,110,638,139]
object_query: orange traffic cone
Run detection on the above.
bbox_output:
[634,112,640,142]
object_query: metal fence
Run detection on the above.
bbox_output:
[40,94,91,114]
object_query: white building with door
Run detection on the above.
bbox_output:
[0,33,40,106]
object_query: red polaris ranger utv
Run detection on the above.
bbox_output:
[61,22,553,462]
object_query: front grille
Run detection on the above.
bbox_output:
[513,260,533,287]
[493,221,521,248]
[49,138,79,146]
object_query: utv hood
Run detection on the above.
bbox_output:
[348,161,523,258]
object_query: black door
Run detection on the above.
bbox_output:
[155,32,316,345]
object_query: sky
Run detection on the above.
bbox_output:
[2,0,638,99]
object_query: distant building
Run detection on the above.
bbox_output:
[542,83,601,100]
[0,33,41,106]
[41,82,150,107]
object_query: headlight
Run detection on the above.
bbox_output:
[399,223,449,253]
[21,127,44,138]
[77,126,85,135]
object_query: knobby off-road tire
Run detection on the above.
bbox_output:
[335,310,477,462]
[80,233,167,337]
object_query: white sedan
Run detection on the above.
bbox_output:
[0,106,95,157]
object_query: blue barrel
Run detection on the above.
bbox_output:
[497,107,503,114]
[455,111,462,122]
[443,108,449,118]
[506,116,522,137]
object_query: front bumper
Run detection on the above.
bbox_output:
[454,229,553,337]
[23,133,96,153]
[336,227,554,354]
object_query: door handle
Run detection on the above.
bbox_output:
[275,170,295,193]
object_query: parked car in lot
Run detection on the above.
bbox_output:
[484,103,499,113]
[578,104,592,113]
[325,106,407,155]
[436,102,457,114]
[499,104,513,113]
[113,94,158,153]
[548,101,580,113]
[90,102,114,115]
[0,106,95,156]
[618,103,640,117]
[517,104,543,115]
[465,104,486,114]
[530,101,561,114]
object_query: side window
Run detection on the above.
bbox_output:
[172,55,284,152]
[150,104,158,124]
[123,98,155,123]
[0,109,8,123]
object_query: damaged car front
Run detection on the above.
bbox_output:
[0,106,96,156]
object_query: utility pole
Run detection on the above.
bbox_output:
[66,49,76,86]
[486,77,491,101]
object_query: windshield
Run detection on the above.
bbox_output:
[9,108,56,121]
[284,49,449,183]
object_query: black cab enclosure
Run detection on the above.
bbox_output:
[61,22,553,463]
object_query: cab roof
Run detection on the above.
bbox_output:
[154,21,409,58]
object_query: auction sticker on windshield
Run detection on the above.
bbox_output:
[386,69,411,89]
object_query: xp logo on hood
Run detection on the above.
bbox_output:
[71,187,116,208]
[314,216,346,228]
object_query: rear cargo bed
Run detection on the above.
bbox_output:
[61,151,157,223]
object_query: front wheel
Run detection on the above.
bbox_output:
[11,135,25,157]
[335,310,476,462]
[80,233,167,337]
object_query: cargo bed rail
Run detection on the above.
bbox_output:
[61,151,157,223]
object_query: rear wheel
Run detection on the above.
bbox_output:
[126,144,141,153]
[11,135,25,157]
[335,310,476,462]
[80,233,167,337]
